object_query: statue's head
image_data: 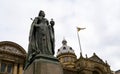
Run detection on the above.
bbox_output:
[39,10,45,17]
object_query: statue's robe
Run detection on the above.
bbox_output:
[27,17,54,62]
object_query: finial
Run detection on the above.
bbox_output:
[51,18,53,21]
[93,52,96,56]
[63,37,65,40]
[62,37,67,45]
[105,60,108,65]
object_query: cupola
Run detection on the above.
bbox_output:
[56,39,77,68]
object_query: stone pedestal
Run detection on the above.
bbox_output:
[24,54,63,74]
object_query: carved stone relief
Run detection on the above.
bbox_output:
[0,45,23,55]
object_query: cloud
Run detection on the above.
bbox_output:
[0,0,120,71]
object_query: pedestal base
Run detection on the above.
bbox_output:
[24,55,63,74]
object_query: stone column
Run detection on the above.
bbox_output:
[13,63,18,74]
[19,64,23,74]
[0,60,1,70]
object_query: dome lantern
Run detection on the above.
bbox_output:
[62,39,67,45]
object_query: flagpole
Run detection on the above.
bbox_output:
[77,29,82,54]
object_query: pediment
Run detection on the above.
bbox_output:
[89,53,104,64]
[0,45,23,55]
[0,41,26,56]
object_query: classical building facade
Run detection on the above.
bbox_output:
[57,39,112,74]
[0,41,26,74]
[0,39,114,74]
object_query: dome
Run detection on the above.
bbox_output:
[56,39,77,68]
[57,39,75,56]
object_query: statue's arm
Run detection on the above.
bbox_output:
[33,17,38,24]
[29,17,39,41]
[33,17,44,27]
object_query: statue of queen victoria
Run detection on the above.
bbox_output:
[24,10,55,69]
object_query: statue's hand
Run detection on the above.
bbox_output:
[34,24,41,27]
[35,17,42,24]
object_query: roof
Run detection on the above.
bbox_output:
[89,53,105,64]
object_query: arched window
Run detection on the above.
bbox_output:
[64,57,68,62]
[63,47,66,50]
[69,47,72,50]
[93,71,100,74]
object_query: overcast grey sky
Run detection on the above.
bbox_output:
[0,0,120,71]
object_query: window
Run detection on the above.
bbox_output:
[0,62,13,74]
[7,64,13,73]
[69,47,72,50]
[1,63,6,72]
[63,47,66,50]
[64,57,68,62]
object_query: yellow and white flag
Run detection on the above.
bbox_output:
[77,27,86,32]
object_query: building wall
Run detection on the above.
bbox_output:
[61,53,112,74]
[0,41,26,74]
